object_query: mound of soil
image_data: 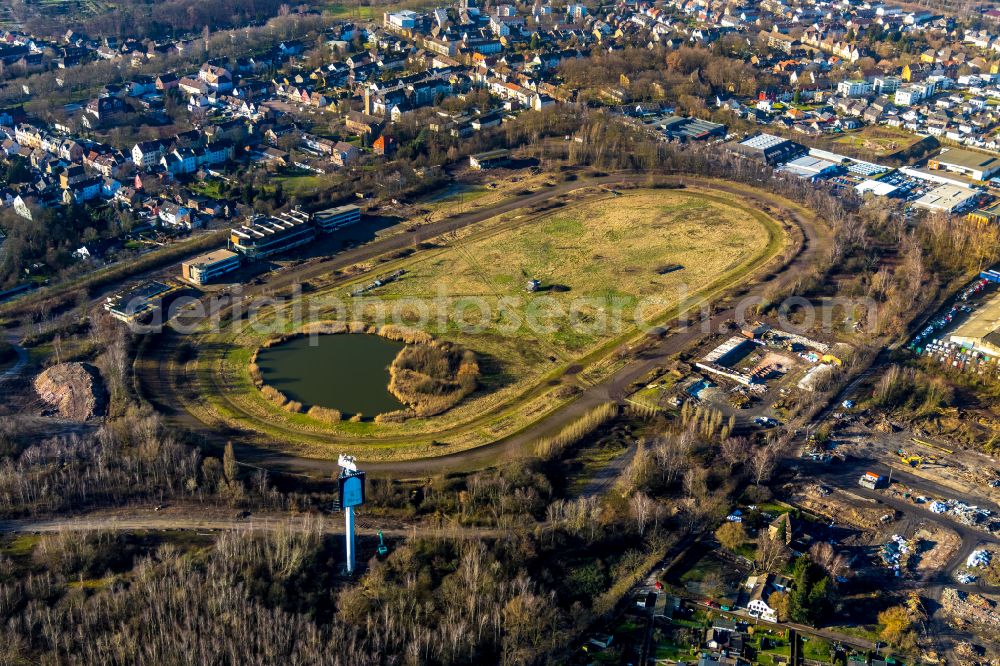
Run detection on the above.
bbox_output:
[34,362,108,421]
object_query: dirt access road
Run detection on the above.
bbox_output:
[0,509,500,541]
[0,335,27,384]
[135,172,825,477]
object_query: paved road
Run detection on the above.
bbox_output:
[135,173,825,477]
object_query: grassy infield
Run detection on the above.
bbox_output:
[182,187,788,460]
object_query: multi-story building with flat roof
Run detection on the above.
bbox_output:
[229,210,315,259]
[313,204,361,232]
[181,249,242,285]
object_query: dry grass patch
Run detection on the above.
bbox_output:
[307,405,342,423]
[389,342,480,417]
[535,402,618,460]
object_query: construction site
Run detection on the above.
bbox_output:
[628,321,854,428]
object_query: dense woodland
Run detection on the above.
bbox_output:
[13,0,296,41]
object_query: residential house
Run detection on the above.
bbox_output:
[332,141,360,167]
[373,135,395,156]
[132,140,167,169]
[161,148,198,175]
[744,574,778,621]
[158,202,195,228]
[85,95,127,123]
[156,73,180,90]
[62,176,102,204]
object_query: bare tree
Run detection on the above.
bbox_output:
[750,439,782,486]
[809,542,848,581]
[754,532,789,573]
[628,492,657,537]
[720,436,751,469]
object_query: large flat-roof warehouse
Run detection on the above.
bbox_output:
[105,280,184,323]
[928,147,1000,182]
[732,133,808,165]
[648,115,727,142]
[950,294,1000,356]
[778,155,842,180]
[912,183,979,213]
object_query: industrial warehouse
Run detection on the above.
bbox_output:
[732,133,808,166]
[912,183,980,214]
[928,147,1000,182]
[646,115,727,142]
[949,290,1000,357]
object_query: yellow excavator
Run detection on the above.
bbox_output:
[897,449,924,467]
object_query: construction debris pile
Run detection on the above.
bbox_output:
[881,535,912,575]
[33,362,107,421]
[954,551,994,584]
[942,588,1000,629]
[927,498,994,531]
[968,550,993,569]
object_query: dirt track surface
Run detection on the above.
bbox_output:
[134,172,825,477]
[0,335,27,383]
[0,510,499,540]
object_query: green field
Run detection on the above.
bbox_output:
[834,125,922,156]
[178,186,786,460]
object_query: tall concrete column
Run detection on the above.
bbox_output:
[345,505,356,574]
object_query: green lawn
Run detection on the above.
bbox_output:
[0,534,39,558]
[654,642,695,661]
[189,179,225,199]
[834,125,921,156]
[801,636,833,663]
[754,630,791,665]
[826,624,880,642]
[274,172,330,197]
[421,183,490,206]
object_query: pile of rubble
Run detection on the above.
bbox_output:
[928,498,993,528]
[942,588,1000,629]
[33,362,107,421]
[968,550,993,569]
[881,535,911,575]
[956,551,993,584]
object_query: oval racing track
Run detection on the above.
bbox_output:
[135,172,828,477]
